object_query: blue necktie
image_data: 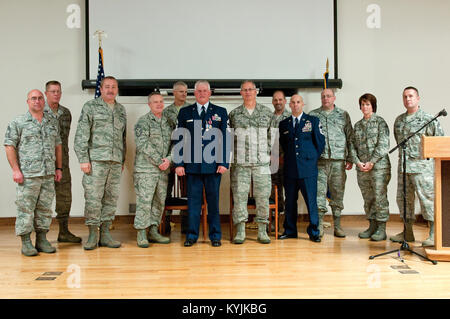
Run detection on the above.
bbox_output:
[294,117,300,133]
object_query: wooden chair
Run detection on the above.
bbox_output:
[229,183,279,241]
[160,174,208,240]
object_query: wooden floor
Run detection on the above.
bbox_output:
[0,217,449,299]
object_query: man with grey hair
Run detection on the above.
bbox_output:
[229,80,274,244]
[134,91,172,247]
[174,80,229,247]
[4,89,62,256]
[74,76,127,250]
[162,81,190,234]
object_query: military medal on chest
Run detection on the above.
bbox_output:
[206,118,212,131]
[302,120,312,132]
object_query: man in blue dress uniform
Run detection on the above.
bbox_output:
[278,95,325,242]
[173,80,229,247]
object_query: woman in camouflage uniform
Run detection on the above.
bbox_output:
[350,93,391,241]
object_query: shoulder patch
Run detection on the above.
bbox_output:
[135,125,143,137]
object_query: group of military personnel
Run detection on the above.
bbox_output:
[4,77,444,256]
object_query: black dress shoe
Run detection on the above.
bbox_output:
[184,239,196,247]
[278,233,297,240]
[309,235,321,243]
[211,240,221,247]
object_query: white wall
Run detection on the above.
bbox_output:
[0,0,449,218]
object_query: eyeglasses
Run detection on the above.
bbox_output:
[29,96,45,101]
[241,88,256,92]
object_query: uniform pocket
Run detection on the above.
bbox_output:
[21,159,42,173]
[20,133,40,158]
[93,114,110,129]
[114,115,126,130]
[45,126,58,139]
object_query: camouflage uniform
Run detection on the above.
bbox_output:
[309,106,354,218]
[133,112,172,229]
[44,104,72,220]
[229,103,273,225]
[394,108,444,221]
[162,102,190,222]
[74,97,127,226]
[350,114,391,222]
[163,102,190,132]
[270,108,291,214]
[4,111,61,236]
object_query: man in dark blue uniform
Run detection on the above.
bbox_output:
[278,94,325,242]
[173,80,229,247]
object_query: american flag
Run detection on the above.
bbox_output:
[94,46,105,98]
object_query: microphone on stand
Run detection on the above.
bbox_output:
[438,109,447,117]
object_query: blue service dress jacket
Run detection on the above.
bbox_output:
[173,103,229,172]
[279,113,325,179]
[278,113,325,238]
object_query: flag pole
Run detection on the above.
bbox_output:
[323,58,329,89]
[93,30,107,98]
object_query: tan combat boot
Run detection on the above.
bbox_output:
[83,225,99,250]
[20,233,38,256]
[358,219,377,239]
[333,215,346,238]
[137,229,149,248]
[35,230,56,253]
[257,223,271,244]
[99,221,121,248]
[233,222,246,244]
[148,225,170,244]
[390,219,415,243]
[370,221,387,241]
[422,221,434,247]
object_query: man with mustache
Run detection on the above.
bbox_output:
[74,76,127,250]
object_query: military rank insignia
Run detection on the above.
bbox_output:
[302,120,312,132]
[135,125,143,137]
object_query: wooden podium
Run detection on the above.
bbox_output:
[422,136,450,261]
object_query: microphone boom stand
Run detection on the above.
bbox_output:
[369,111,445,265]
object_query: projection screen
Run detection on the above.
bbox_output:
[86,0,337,83]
